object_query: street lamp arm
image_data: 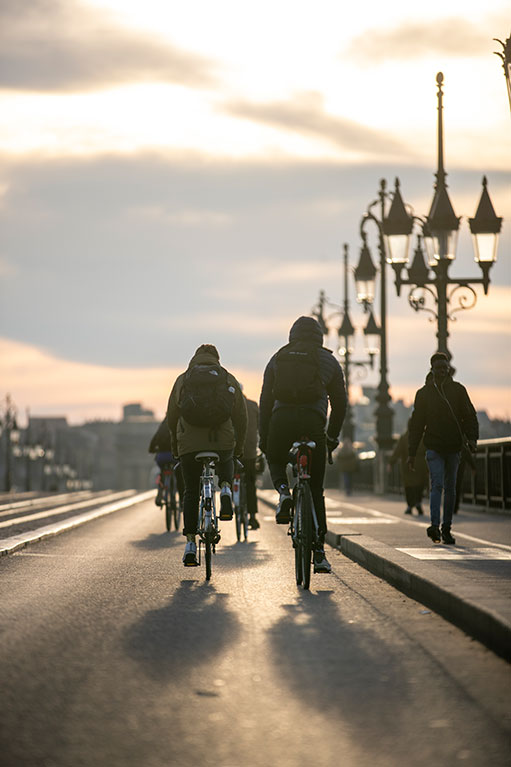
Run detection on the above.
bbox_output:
[408,286,438,319]
[359,210,384,241]
[447,284,478,318]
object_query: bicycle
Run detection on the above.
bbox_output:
[161,462,182,532]
[288,439,332,590]
[232,459,249,542]
[195,451,222,580]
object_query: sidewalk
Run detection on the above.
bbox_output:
[258,489,511,661]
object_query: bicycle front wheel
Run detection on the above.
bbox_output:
[164,496,171,532]
[300,484,313,590]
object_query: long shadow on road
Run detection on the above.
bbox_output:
[123,580,241,682]
[131,531,181,550]
[268,589,409,735]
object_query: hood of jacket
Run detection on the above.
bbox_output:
[187,350,221,369]
[288,316,323,346]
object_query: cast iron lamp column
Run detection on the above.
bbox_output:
[337,244,378,442]
[388,73,502,360]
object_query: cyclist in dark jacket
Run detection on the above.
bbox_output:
[148,420,183,507]
[259,316,347,573]
[408,352,478,544]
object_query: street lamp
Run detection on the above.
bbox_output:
[356,177,414,453]
[390,73,502,359]
[337,243,378,442]
[494,34,511,112]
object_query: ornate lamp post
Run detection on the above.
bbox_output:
[388,73,502,360]
[494,35,511,112]
[355,177,413,452]
[338,244,378,442]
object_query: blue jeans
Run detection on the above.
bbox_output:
[426,449,460,527]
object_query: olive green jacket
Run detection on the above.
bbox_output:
[166,350,247,457]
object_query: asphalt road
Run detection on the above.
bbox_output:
[0,497,509,767]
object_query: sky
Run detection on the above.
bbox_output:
[0,0,510,426]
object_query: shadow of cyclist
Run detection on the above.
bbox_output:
[123,580,240,682]
[211,540,271,571]
[131,532,181,550]
[268,589,410,750]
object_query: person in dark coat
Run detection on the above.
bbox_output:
[389,420,427,515]
[407,352,478,544]
[259,316,347,573]
[336,438,359,496]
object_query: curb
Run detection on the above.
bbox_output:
[0,490,155,557]
[326,530,511,662]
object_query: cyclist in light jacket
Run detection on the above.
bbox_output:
[166,344,247,566]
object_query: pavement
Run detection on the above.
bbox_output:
[257,488,511,661]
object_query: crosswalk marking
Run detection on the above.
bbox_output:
[397,547,511,561]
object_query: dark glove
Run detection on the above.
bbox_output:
[326,436,339,452]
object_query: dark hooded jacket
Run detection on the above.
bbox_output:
[408,371,478,457]
[259,316,347,447]
[166,349,247,457]
[148,419,173,454]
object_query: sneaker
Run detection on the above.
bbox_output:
[276,486,293,524]
[313,549,332,573]
[155,487,163,507]
[182,540,198,566]
[404,507,412,515]
[441,525,456,545]
[416,506,424,515]
[427,525,441,543]
[219,483,233,520]
[249,515,260,530]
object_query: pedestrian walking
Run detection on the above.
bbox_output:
[407,352,478,544]
[241,394,260,530]
[336,438,358,496]
[389,420,427,515]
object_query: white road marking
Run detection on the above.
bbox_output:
[0,490,154,555]
[397,547,511,561]
[327,517,398,524]
[0,490,136,528]
[324,494,511,553]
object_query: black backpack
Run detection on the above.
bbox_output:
[273,343,324,404]
[179,364,235,427]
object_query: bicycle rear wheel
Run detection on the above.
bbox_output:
[301,484,313,590]
[205,532,212,580]
[235,509,242,542]
[294,492,303,585]
[241,481,249,541]
[164,487,171,531]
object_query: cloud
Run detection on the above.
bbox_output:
[0,0,216,92]
[222,91,405,157]
[0,337,264,424]
[344,16,499,63]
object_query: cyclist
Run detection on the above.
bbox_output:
[259,316,346,573]
[148,419,183,507]
[242,393,260,530]
[166,344,247,566]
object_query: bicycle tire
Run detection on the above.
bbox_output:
[205,532,212,580]
[294,491,303,585]
[173,499,182,531]
[235,509,242,542]
[241,480,249,541]
[301,484,313,590]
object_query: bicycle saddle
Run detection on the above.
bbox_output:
[195,451,220,461]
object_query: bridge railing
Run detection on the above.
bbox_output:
[351,438,511,511]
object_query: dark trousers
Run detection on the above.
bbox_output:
[180,450,233,536]
[266,407,327,538]
[404,485,423,508]
[243,457,258,518]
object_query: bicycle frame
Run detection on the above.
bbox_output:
[195,452,221,578]
[289,440,321,589]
